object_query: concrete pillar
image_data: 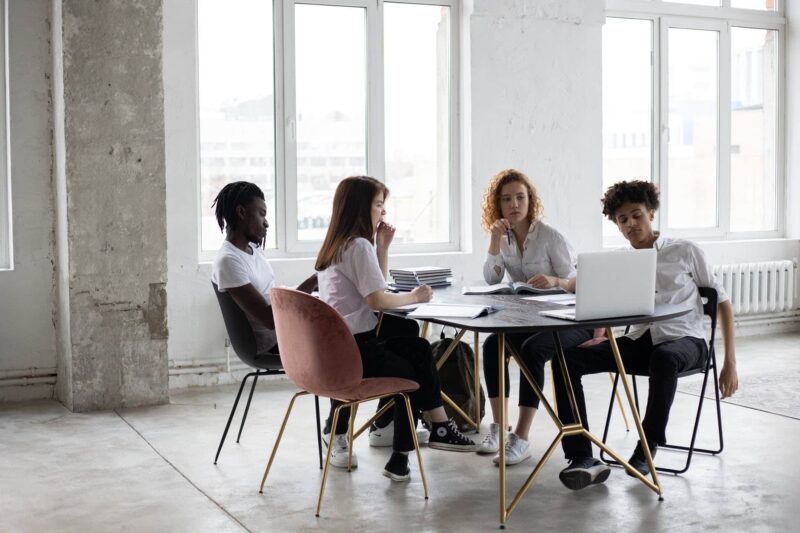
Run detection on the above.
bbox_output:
[52,0,169,411]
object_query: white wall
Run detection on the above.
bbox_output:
[0,1,56,401]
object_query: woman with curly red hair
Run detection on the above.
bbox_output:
[477,169,592,466]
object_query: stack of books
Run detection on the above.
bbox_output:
[389,266,452,291]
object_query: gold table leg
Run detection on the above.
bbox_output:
[494,329,663,526]
[605,328,662,498]
[474,331,481,432]
[498,332,507,528]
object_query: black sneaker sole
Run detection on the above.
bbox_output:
[428,441,477,452]
[559,466,611,491]
[382,468,411,482]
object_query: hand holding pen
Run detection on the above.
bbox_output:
[490,218,514,248]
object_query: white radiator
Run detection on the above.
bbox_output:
[712,260,797,315]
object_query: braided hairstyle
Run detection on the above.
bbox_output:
[211,181,265,238]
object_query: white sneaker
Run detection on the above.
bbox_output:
[328,434,358,469]
[369,422,393,447]
[416,427,430,445]
[476,423,501,454]
[492,433,532,466]
[369,421,430,447]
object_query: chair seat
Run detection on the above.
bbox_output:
[250,352,283,371]
[320,377,419,402]
[624,365,707,379]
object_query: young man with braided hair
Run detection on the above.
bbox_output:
[210,181,316,358]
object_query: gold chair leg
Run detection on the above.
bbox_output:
[347,403,359,472]
[608,372,631,431]
[402,394,429,499]
[420,321,429,340]
[316,404,344,516]
[260,391,307,493]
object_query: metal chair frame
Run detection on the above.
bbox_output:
[212,282,323,468]
[600,287,724,475]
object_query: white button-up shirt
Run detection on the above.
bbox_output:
[483,220,577,284]
[627,234,729,346]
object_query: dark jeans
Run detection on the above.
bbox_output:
[554,330,708,460]
[326,315,441,451]
[483,329,593,408]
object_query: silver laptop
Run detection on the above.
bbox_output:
[539,249,657,321]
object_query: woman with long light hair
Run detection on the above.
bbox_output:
[316,176,476,482]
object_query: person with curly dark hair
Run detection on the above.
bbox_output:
[476,169,592,466]
[554,179,739,491]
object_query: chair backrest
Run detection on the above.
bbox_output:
[269,288,363,396]
[212,282,259,367]
[698,286,718,348]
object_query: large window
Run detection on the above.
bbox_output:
[603,0,783,241]
[0,2,10,270]
[198,0,459,256]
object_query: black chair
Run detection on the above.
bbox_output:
[212,282,323,468]
[600,287,724,475]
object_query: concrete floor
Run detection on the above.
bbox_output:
[1,333,798,532]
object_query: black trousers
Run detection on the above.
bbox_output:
[553,330,708,460]
[482,328,593,408]
[326,315,442,451]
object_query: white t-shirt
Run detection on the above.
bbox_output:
[317,237,387,335]
[626,234,729,345]
[483,220,577,284]
[211,240,277,354]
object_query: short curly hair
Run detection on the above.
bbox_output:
[481,169,543,232]
[601,180,660,221]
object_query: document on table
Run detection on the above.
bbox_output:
[522,294,576,306]
[407,303,500,319]
[386,303,419,312]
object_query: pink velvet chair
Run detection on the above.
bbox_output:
[259,288,429,516]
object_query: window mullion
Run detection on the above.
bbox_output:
[282,0,300,253]
[273,0,287,253]
[658,17,670,232]
[652,16,662,233]
[718,22,732,236]
[367,0,385,182]
[449,0,461,249]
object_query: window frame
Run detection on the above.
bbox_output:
[603,0,785,246]
[197,0,461,261]
[0,0,10,271]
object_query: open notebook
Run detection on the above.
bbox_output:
[462,282,566,296]
[407,303,500,319]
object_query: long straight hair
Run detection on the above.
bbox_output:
[315,176,389,271]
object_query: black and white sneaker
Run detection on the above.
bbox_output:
[382,452,410,482]
[558,457,611,491]
[428,418,477,452]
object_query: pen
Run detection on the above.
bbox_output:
[506,229,512,246]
